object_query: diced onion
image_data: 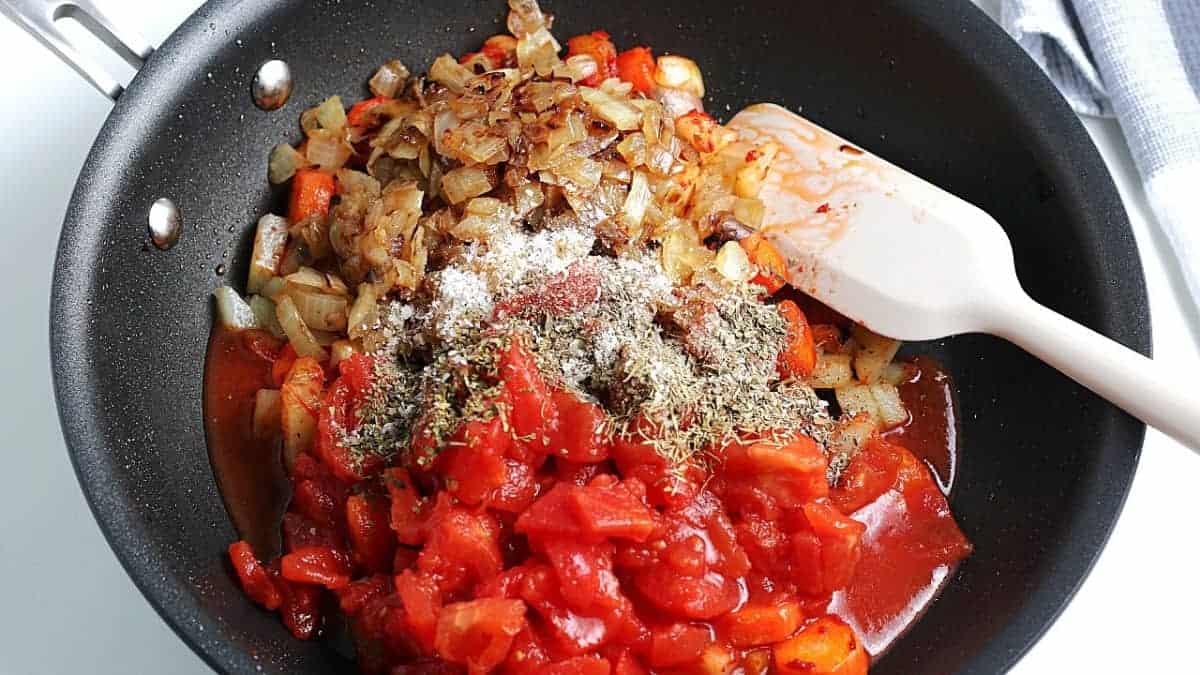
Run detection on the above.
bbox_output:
[248,295,284,337]
[579,87,643,131]
[268,143,309,184]
[430,54,475,94]
[306,129,352,170]
[213,286,259,330]
[547,112,587,152]
[287,286,349,332]
[260,276,287,301]
[507,0,548,36]
[880,362,915,386]
[286,266,326,289]
[369,59,410,98]
[828,414,875,466]
[248,214,288,293]
[330,340,359,368]
[252,389,282,441]
[870,383,909,427]
[654,55,705,98]
[556,54,598,83]
[546,153,602,190]
[713,240,753,283]
[275,294,328,360]
[347,283,379,339]
[315,95,347,132]
[516,27,561,76]
[660,221,713,283]
[653,86,703,119]
[851,324,902,383]
[807,352,854,389]
[620,170,651,233]
[441,166,495,204]
[280,361,323,469]
[835,385,881,422]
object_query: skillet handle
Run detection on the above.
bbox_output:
[0,0,153,100]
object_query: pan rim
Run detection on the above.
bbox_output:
[48,0,1149,673]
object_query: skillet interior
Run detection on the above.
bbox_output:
[50,0,1148,672]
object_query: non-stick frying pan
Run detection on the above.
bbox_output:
[27,0,1148,673]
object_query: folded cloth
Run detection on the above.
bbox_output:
[1000,0,1200,309]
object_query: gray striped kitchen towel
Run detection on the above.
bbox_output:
[1001,0,1200,309]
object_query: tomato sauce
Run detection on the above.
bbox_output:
[883,356,959,493]
[204,326,291,558]
[829,357,970,658]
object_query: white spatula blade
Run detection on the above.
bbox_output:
[728,103,1018,341]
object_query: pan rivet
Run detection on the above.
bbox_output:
[253,59,293,110]
[148,198,182,250]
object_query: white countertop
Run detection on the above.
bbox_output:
[1,2,1196,673]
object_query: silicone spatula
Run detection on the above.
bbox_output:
[729,103,1200,450]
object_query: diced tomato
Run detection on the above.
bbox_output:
[515,483,582,542]
[777,300,817,379]
[773,616,869,675]
[486,459,540,513]
[611,426,701,509]
[385,468,429,546]
[396,569,443,653]
[720,433,829,505]
[281,546,353,590]
[570,481,658,542]
[740,233,788,295]
[801,501,866,594]
[542,656,612,675]
[347,96,392,130]
[829,436,928,514]
[519,565,613,656]
[609,649,648,675]
[718,600,804,647]
[290,476,348,532]
[634,567,741,620]
[336,574,392,616]
[442,417,511,505]
[277,579,324,640]
[566,31,618,86]
[347,494,397,574]
[419,494,503,593]
[616,47,656,94]
[500,340,559,457]
[555,459,607,486]
[272,343,298,388]
[547,390,610,463]
[482,35,517,68]
[315,356,386,482]
[282,511,342,552]
[647,622,712,668]
[228,540,283,610]
[289,168,336,224]
[541,539,624,613]
[435,598,527,674]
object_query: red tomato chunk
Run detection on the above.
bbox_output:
[228,312,970,674]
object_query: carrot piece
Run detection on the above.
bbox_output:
[773,615,869,675]
[567,30,618,86]
[288,169,336,224]
[346,96,391,129]
[740,232,788,295]
[617,46,657,94]
[778,300,817,378]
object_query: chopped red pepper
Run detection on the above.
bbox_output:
[567,31,619,86]
[616,47,656,94]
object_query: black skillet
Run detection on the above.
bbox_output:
[37,0,1148,673]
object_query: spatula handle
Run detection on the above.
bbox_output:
[988,294,1200,451]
